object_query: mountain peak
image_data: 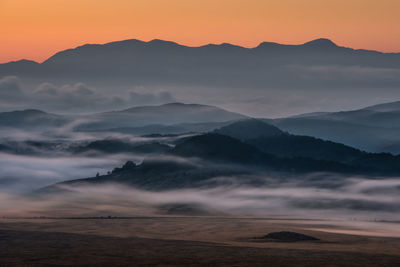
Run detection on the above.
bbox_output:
[0,59,39,67]
[255,41,285,49]
[147,39,181,47]
[214,119,284,141]
[302,38,338,48]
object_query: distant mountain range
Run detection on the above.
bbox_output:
[0,103,245,130]
[87,103,247,128]
[1,38,399,90]
[3,101,400,154]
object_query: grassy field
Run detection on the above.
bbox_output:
[0,216,399,266]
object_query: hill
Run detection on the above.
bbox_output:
[170,133,273,166]
[41,133,367,192]
[213,119,284,140]
[40,125,400,192]
[216,119,400,173]
[215,119,363,161]
[363,100,400,112]
[0,103,245,131]
[0,109,69,128]
[269,101,400,153]
[79,103,246,129]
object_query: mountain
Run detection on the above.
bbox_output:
[135,133,364,172]
[283,101,400,128]
[40,127,400,192]
[116,103,245,124]
[215,119,363,162]
[40,135,356,192]
[213,119,400,173]
[0,109,69,128]
[79,103,246,129]
[92,131,395,175]
[301,38,340,49]
[213,119,284,140]
[2,38,400,90]
[170,133,273,166]
[363,100,400,112]
[246,134,364,163]
[0,103,245,132]
[93,121,233,136]
[0,59,40,74]
[268,100,400,154]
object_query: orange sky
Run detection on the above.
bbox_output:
[1,0,400,63]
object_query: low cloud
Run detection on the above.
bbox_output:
[0,128,398,220]
[0,76,25,105]
[288,65,400,83]
[0,152,140,192]
[0,175,399,221]
[0,76,176,113]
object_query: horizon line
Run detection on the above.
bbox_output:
[2,37,398,65]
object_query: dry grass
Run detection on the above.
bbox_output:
[1,217,399,266]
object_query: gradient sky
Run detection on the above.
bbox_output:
[1,0,400,63]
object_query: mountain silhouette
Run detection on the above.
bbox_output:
[215,119,363,162]
[0,103,246,130]
[82,103,246,129]
[39,126,400,192]
[269,101,400,153]
[118,103,244,122]
[1,38,399,90]
[302,38,339,49]
[171,133,273,165]
[40,135,356,192]
[166,133,369,173]
[213,119,284,140]
[212,119,400,173]
[363,100,400,112]
[0,109,68,128]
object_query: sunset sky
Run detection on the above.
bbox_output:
[1,0,399,63]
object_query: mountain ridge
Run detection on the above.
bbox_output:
[0,102,247,130]
[267,100,400,153]
[2,37,398,66]
[2,37,399,92]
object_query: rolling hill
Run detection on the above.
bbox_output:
[215,119,400,173]
[0,103,246,131]
[267,101,400,154]
[0,109,69,129]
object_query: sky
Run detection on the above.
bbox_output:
[1,0,400,63]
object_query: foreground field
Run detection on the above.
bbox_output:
[1,217,399,266]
